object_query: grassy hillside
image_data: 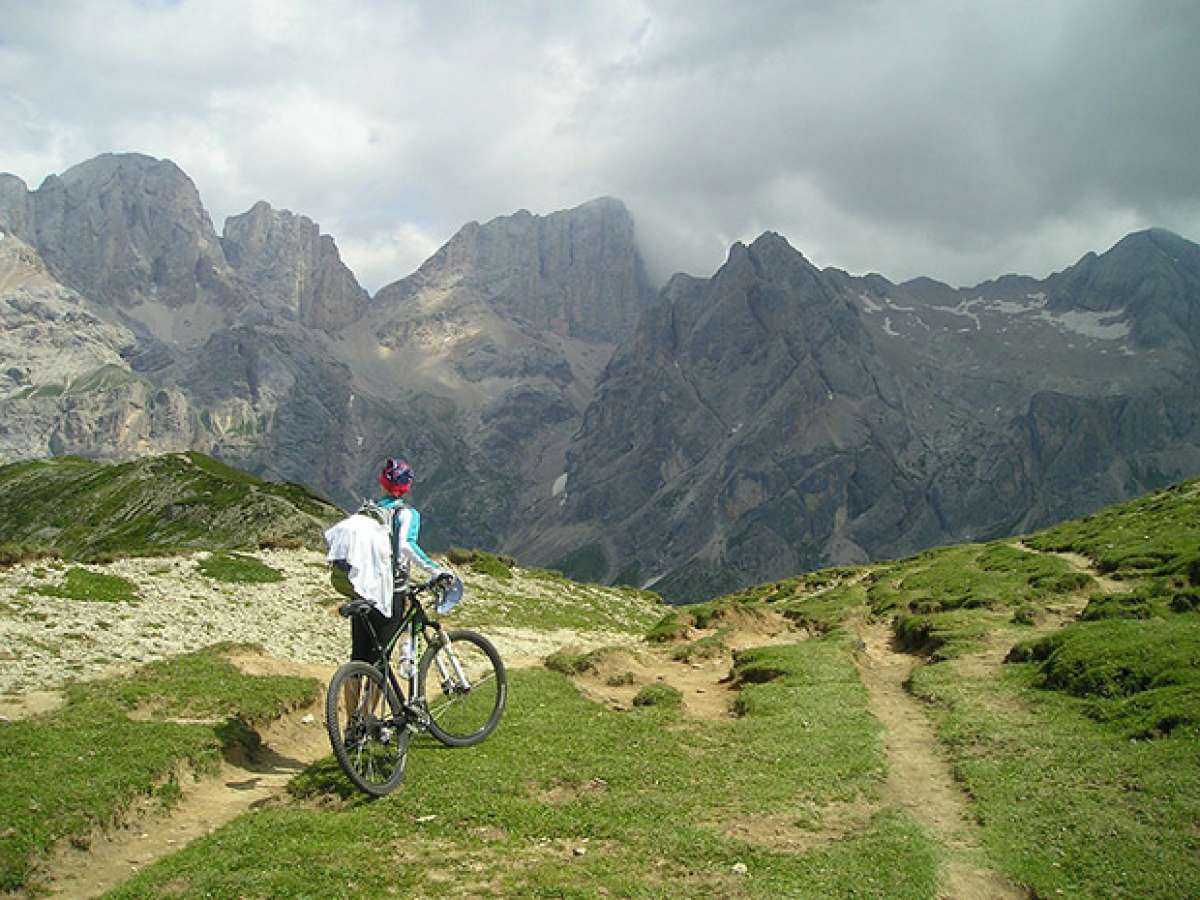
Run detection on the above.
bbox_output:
[0,452,342,561]
[1,476,1197,896]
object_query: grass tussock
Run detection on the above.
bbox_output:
[0,542,60,568]
[29,566,139,603]
[448,546,516,580]
[632,682,682,708]
[0,453,341,564]
[198,552,284,584]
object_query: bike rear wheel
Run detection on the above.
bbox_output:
[418,629,507,747]
[325,661,410,796]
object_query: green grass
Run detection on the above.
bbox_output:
[198,552,285,584]
[29,566,139,603]
[102,633,940,898]
[671,630,730,662]
[543,646,614,676]
[1009,617,1200,738]
[0,452,342,563]
[0,647,318,892]
[1025,477,1200,579]
[453,574,664,635]
[867,542,1083,617]
[461,548,514,580]
[643,591,776,645]
[713,567,867,633]
[632,682,682,708]
[892,608,992,659]
[910,654,1200,898]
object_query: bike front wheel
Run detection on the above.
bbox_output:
[418,629,507,747]
[325,661,411,796]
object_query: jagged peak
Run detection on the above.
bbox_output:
[0,173,29,193]
[719,230,814,275]
[748,230,794,251]
[1104,226,1198,262]
[54,152,188,190]
[224,200,320,236]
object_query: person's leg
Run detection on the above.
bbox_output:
[346,609,403,723]
[344,616,375,727]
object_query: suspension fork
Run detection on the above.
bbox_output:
[431,629,472,690]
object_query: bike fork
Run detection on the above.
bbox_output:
[434,634,472,690]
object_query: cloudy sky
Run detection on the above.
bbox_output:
[3,0,1199,292]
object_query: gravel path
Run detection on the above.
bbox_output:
[0,549,640,702]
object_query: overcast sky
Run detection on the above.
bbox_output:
[3,0,1199,293]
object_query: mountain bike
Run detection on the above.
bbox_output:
[325,576,507,796]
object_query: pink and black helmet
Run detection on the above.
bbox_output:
[379,457,415,497]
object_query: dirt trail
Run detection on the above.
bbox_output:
[568,609,802,721]
[39,635,609,898]
[1015,542,1128,594]
[44,658,333,899]
[851,618,1028,900]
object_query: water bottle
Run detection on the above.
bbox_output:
[398,634,416,678]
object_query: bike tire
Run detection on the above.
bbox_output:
[417,629,507,747]
[325,661,411,796]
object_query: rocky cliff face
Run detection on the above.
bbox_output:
[375,197,652,344]
[349,198,655,541]
[1044,228,1200,350]
[0,155,398,507]
[527,230,1200,599]
[222,201,369,333]
[0,155,249,349]
[0,155,656,552]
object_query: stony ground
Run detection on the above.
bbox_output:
[0,549,660,705]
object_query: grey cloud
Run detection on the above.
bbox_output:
[2,0,1198,292]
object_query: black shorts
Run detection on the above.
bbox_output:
[350,601,406,662]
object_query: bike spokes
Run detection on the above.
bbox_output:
[326,664,410,796]
[422,634,505,745]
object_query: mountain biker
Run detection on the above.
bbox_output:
[350,456,454,663]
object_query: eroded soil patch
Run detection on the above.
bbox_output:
[562,610,807,721]
[851,617,1028,900]
[720,799,875,854]
[0,688,64,721]
[42,653,334,899]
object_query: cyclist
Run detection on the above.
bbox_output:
[351,457,453,664]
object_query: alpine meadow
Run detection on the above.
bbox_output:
[4,2,1200,896]
[0,458,1197,896]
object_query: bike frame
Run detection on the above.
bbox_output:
[357,585,471,716]
[358,594,428,705]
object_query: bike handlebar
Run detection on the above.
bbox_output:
[400,573,453,596]
[338,574,453,618]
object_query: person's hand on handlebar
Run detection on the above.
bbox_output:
[413,571,454,591]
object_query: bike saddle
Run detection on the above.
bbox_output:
[338,598,374,618]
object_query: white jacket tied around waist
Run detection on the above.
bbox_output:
[324,513,394,615]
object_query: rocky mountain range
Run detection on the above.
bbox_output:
[2,152,1198,600]
[0,153,652,553]
[524,228,1200,598]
